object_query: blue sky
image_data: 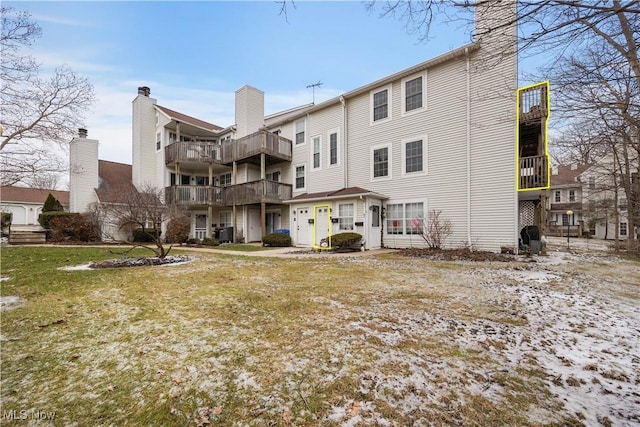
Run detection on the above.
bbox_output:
[7,1,527,165]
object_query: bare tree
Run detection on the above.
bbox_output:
[98,185,173,259]
[0,7,95,184]
[413,210,453,249]
[0,139,65,186]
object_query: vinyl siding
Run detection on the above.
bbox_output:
[69,137,99,212]
[132,94,158,189]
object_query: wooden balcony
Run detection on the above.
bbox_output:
[165,185,224,207]
[518,83,549,122]
[221,130,292,165]
[165,181,292,207]
[222,180,293,205]
[165,142,221,165]
[519,155,549,190]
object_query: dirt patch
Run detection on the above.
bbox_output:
[399,247,515,262]
[89,255,193,269]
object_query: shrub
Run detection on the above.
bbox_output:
[202,237,220,246]
[166,215,190,243]
[42,193,64,213]
[1,212,12,228]
[331,232,362,249]
[39,211,74,229]
[262,232,292,247]
[132,228,159,243]
[186,238,200,245]
[48,213,99,242]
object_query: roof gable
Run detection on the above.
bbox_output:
[0,186,70,205]
[155,105,223,132]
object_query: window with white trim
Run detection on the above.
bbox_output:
[219,173,232,187]
[555,191,561,203]
[404,76,423,112]
[156,132,161,151]
[402,137,427,176]
[370,85,392,124]
[219,211,232,228]
[569,190,576,202]
[295,119,306,145]
[371,145,391,180]
[386,202,424,235]
[295,164,306,190]
[338,203,354,231]
[329,131,339,166]
[312,136,321,169]
[266,170,280,182]
[620,222,627,236]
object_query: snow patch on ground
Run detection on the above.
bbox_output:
[0,295,23,311]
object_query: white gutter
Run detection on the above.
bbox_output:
[466,47,472,246]
[340,95,348,188]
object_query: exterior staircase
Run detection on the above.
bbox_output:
[8,225,47,244]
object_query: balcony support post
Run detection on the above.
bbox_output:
[207,205,213,239]
[232,204,237,243]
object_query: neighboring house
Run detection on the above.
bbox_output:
[546,164,591,237]
[69,3,549,252]
[0,186,69,225]
[546,160,639,241]
[68,129,134,240]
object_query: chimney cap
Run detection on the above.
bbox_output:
[78,128,88,138]
[137,86,151,96]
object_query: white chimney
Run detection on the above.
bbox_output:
[235,85,264,139]
[69,128,99,213]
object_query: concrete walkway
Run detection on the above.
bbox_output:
[170,245,399,258]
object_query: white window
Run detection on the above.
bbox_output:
[219,173,232,187]
[618,198,627,211]
[569,190,576,202]
[588,176,596,189]
[295,164,306,190]
[386,202,424,235]
[295,119,306,145]
[562,214,570,226]
[401,73,426,115]
[370,84,392,124]
[312,136,321,169]
[219,211,232,228]
[371,144,391,181]
[620,222,627,236]
[402,136,427,176]
[266,170,281,182]
[555,191,561,203]
[328,130,339,167]
[156,132,162,151]
[338,203,354,231]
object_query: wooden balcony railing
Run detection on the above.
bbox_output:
[165,142,221,165]
[519,155,549,190]
[221,130,292,164]
[519,83,549,122]
[222,180,293,205]
[165,185,224,206]
[165,181,292,207]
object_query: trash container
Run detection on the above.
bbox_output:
[219,227,234,243]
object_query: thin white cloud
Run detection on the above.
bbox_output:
[29,13,92,28]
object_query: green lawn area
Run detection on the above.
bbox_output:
[2,246,633,426]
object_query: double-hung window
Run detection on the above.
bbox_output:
[371,85,391,124]
[569,190,576,202]
[295,165,306,190]
[219,173,232,187]
[402,136,427,176]
[329,131,339,166]
[386,202,424,235]
[555,191,561,202]
[405,76,422,111]
[371,145,391,180]
[620,222,628,236]
[312,136,321,169]
[295,119,306,145]
[219,212,232,228]
[338,203,354,231]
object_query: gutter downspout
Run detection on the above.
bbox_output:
[465,47,472,247]
[340,95,348,189]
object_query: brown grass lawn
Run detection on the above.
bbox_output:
[1,244,638,426]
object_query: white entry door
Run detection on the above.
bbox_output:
[295,207,311,246]
[247,209,262,242]
[367,201,382,249]
[314,205,331,247]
